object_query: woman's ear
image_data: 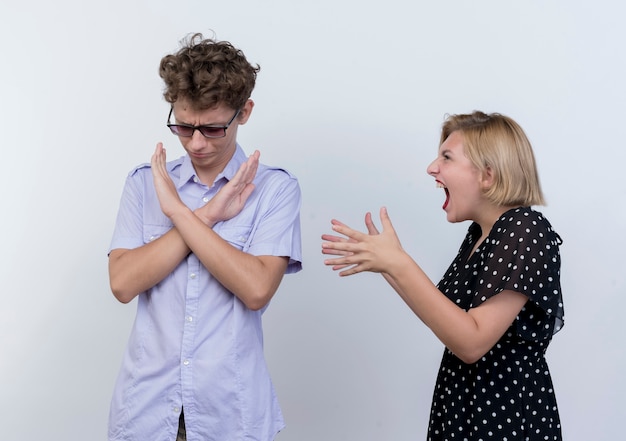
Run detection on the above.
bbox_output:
[481,166,495,190]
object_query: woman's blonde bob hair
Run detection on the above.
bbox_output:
[440,111,546,207]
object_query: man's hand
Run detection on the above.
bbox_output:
[151,142,188,219]
[195,150,260,228]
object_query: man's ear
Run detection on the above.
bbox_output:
[237,99,254,125]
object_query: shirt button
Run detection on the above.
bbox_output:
[173,407,180,414]
[187,316,193,322]
[193,176,199,183]
[190,273,197,279]
[183,359,190,366]
[149,235,156,241]
[202,196,209,203]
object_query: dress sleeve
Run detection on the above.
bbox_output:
[470,208,564,340]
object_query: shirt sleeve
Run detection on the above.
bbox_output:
[243,169,302,274]
[108,166,149,254]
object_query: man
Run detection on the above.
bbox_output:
[107,33,302,441]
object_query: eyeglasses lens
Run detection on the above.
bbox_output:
[168,125,225,138]
[199,127,226,138]
[168,125,190,137]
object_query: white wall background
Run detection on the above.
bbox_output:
[1,1,624,440]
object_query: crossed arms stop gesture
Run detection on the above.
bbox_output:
[110,143,287,310]
[151,142,260,228]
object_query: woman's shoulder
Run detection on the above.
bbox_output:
[497,206,552,230]
[493,206,562,245]
[500,206,545,222]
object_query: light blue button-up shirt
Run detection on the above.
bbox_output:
[108,145,302,441]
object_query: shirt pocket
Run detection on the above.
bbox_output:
[218,225,253,251]
[143,224,172,244]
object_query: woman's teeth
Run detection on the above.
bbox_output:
[435,182,450,209]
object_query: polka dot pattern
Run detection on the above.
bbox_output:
[428,207,564,440]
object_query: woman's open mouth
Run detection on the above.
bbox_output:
[436,181,450,210]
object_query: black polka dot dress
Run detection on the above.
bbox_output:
[428,207,565,441]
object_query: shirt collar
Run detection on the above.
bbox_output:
[175,144,246,189]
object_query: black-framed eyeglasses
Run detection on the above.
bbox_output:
[167,107,241,138]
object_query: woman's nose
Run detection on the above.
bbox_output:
[426,159,438,176]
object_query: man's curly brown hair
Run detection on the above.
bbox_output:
[159,33,260,111]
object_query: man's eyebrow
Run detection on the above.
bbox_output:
[174,119,228,127]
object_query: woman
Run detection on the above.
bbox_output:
[322,111,564,440]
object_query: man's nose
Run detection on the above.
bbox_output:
[188,130,208,149]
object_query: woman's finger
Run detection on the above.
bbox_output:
[364,212,380,235]
[330,219,365,242]
[379,206,395,232]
